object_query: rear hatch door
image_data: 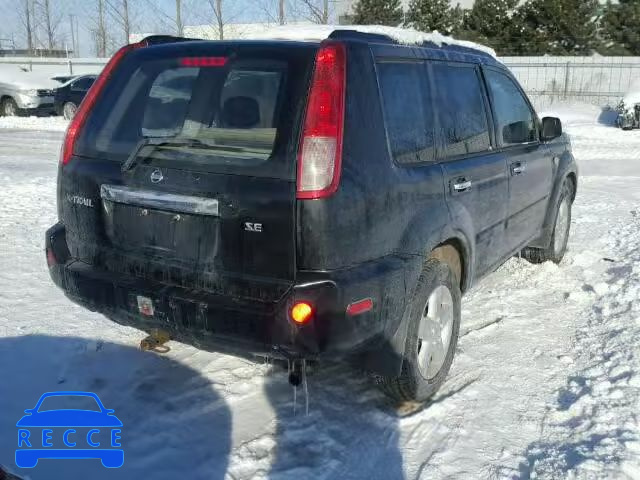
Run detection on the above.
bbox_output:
[65,42,315,301]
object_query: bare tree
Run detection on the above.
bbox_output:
[176,0,183,36]
[208,0,224,40]
[279,0,285,25]
[42,0,54,49]
[19,0,34,54]
[297,0,329,24]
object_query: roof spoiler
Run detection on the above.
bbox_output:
[140,35,201,46]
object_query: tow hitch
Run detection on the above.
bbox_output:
[139,329,171,353]
[287,359,310,416]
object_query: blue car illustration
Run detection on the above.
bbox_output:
[15,391,123,468]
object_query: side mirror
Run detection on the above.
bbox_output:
[541,117,562,141]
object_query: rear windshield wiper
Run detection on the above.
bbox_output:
[121,137,212,172]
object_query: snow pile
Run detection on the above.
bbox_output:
[541,102,618,127]
[622,79,640,106]
[0,115,68,132]
[246,24,497,58]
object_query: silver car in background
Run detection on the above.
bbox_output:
[0,78,57,116]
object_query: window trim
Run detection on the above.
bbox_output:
[429,60,496,164]
[374,57,437,168]
[482,65,541,151]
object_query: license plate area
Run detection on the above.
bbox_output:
[136,295,155,316]
[103,202,219,263]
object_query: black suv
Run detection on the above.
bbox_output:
[46,31,577,402]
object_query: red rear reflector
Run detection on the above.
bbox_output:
[61,41,145,166]
[291,302,313,325]
[180,57,227,67]
[296,42,346,200]
[46,248,57,268]
[346,298,373,316]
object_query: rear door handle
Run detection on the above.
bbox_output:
[451,178,472,193]
[511,162,525,176]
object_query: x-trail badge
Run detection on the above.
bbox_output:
[150,169,164,183]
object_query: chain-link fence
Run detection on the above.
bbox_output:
[502,57,640,110]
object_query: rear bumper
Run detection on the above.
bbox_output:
[46,223,410,361]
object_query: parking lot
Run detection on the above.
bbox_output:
[0,106,639,479]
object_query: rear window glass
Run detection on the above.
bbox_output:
[378,61,435,164]
[77,48,311,177]
[432,63,491,158]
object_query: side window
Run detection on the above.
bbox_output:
[432,63,491,158]
[377,61,434,164]
[485,70,538,146]
[73,78,94,91]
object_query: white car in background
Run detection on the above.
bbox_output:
[0,71,60,117]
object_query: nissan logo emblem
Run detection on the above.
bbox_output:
[150,169,164,183]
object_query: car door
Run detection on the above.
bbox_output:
[70,77,93,105]
[483,67,554,252]
[431,61,509,277]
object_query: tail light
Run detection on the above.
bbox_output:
[61,41,146,166]
[297,42,346,199]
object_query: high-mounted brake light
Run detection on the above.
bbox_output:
[297,42,346,200]
[61,41,146,166]
[180,57,227,67]
[290,302,314,325]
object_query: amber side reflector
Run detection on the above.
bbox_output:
[291,302,313,325]
[346,298,373,316]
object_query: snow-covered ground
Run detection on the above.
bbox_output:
[0,105,639,479]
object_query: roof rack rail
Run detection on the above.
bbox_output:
[327,29,494,59]
[141,35,200,46]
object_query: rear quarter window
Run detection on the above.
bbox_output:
[377,61,435,165]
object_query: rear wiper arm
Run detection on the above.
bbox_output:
[121,137,210,172]
[121,137,175,172]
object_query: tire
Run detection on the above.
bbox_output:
[1,97,19,117]
[378,258,461,403]
[62,102,78,120]
[522,180,573,264]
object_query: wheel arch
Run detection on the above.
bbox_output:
[429,237,469,294]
